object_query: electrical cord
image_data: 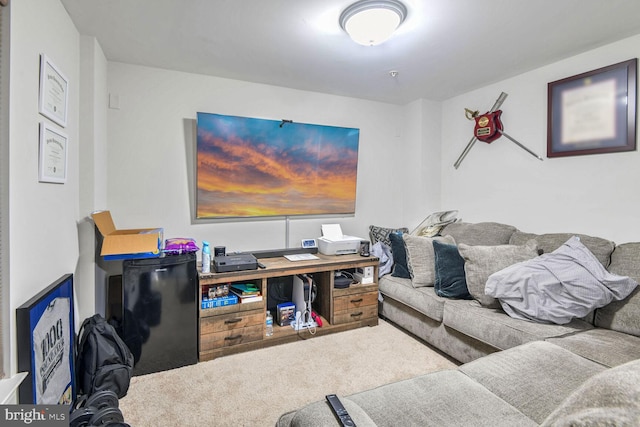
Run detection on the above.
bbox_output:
[303,308,317,335]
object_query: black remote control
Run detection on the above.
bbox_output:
[326,394,356,427]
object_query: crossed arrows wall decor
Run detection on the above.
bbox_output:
[454,92,543,169]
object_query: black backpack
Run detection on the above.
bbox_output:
[76,314,134,399]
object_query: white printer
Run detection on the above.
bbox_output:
[317,224,363,255]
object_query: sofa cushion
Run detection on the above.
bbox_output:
[403,234,455,287]
[460,341,607,424]
[378,275,445,322]
[348,370,537,427]
[432,241,472,299]
[509,231,615,268]
[540,358,640,427]
[458,240,539,308]
[546,328,640,368]
[368,225,409,247]
[443,299,593,350]
[597,242,640,337]
[441,222,517,246]
[608,242,640,282]
[388,231,411,278]
[486,236,638,325]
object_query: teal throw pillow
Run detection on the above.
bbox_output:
[432,240,472,299]
[389,231,411,278]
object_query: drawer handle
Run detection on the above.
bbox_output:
[351,311,363,317]
[350,298,363,304]
[224,318,243,324]
[225,334,242,341]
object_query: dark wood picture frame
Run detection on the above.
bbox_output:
[17,274,75,405]
[547,58,637,158]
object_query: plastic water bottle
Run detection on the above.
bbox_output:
[265,311,273,336]
[202,241,211,273]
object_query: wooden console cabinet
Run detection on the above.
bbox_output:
[198,253,379,361]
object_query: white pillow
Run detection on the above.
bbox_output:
[486,236,638,324]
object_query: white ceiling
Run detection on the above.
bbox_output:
[60,0,640,105]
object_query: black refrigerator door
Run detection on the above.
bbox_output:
[122,253,197,376]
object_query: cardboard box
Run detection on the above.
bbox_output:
[92,210,163,260]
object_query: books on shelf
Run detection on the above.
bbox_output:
[230,283,260,296]
[202,293,238,309]
[229,283,262,302]
[234,293,263,303]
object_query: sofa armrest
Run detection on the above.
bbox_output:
[277,397,377,427]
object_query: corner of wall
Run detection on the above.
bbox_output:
[400,98,443,228]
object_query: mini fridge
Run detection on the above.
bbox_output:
[120,253,198,376]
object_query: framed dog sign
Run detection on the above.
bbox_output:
[16,274,75,405]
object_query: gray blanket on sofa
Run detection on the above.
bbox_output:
[485,236,638,324]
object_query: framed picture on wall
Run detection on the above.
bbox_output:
[195,112,360,219]
[547,58,637,158]
[38,54,69,128]
[17,274,76,405]
[39,121,68,184]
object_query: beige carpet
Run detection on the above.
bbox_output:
[119,319,457,426]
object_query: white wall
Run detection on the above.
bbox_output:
[8,0,79,373]
[77,36,108,316]
[401,99,443,230]
[441,34,640,244]
[106,63,408,253]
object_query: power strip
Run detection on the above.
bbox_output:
[291,320,318,331]
[291,311,318,331]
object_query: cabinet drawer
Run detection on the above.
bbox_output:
[200,310,263,335]
[333,304,378,325]
[200,309,264,351]
[333,291,378,312]
[200,325,264,351]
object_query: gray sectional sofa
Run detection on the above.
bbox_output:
[277,222,640,426]
[378,222,640,364]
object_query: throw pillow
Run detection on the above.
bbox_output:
[403,234,455,287]
[389,231,411,279]
[597,243,640,336]
[432,240,471,299]
[458,240,539,308]
[486,236,638,324]
[411,210,459,237]
[509,231,615,268]
[441,222,517,246]
[369,225,409,247]
[540,358,640,426]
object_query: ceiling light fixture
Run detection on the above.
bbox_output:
[339,0,407,46]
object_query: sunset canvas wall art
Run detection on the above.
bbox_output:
[196,113,359,219]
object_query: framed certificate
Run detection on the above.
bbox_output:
[38,54,69,128]
[547,59,637,158]
[39,122,68,184]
